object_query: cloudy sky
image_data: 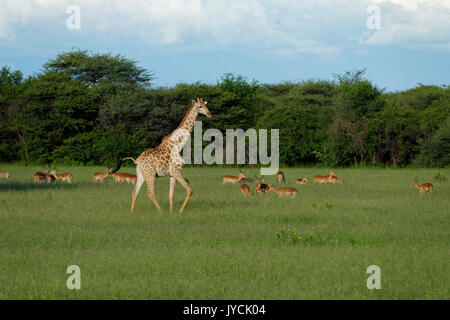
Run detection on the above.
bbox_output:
[0,0,449,91]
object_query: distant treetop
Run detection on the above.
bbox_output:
[43,49,153,87]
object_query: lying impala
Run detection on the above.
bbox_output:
[328,175,343,184]
[255,175,270,194]
[50,169,73,184]
[268,184,298,197]
[34,170,55,184]
[222,171,247,184]
[412,177,433,195]
[0,171,10,180]
[240,183,251,196]
[277,171,286,183]
[295,178,308,184]
[313,171,337,184]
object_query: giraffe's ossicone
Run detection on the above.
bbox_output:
[121,97,212,213]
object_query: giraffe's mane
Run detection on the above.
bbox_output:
[160,104,195,144]
[177,104,195,130]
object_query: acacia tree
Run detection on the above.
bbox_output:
[43,49,153,87]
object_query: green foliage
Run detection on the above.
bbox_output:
[414,117,450,168]
[43,49,153,87]
[257,80,335,165]
[51,129,145,166]
[1,50,449,167]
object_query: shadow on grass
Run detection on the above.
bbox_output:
[0,181,81,192]
[0,180,138,192]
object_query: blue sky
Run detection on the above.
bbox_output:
[0,0,449,92]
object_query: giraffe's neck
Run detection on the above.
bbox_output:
[163,104,199,153]
[177,104,198,135]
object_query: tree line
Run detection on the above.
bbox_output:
[0,50,448,168]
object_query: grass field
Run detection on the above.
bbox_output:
[0,165,449,299]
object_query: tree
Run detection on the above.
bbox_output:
[43,49,153,87]
[324,69,386,166]
[0,66,24,161]
[415,116,450,168]
[258,80,336,165]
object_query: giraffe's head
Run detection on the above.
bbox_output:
[192,97,212,118]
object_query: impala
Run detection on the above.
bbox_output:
[313,171,337,184]
[268,184,298,197]
[255,175,270,194]
[240,183,251,196]
[122,173,137,185]
[277,171,286,183]
[50,169,73,184]
[412,177,433,195]
[43,170,55,183]
[0,171,10,180]
[112,172,127,184]
[295,178,308,184]
[34,170,54,183]
[93,169,112,183]
[222,171,247,184]
[328,175,343,184]
[34,172,46,183]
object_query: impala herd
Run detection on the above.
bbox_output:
[0,167,136,186]
[0,168,436,197]
[222,169,435,197]
[223,170,345,198]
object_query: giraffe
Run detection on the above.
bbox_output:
[119,97,212,213]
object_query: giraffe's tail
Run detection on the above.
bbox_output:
[108,157,136,174]
[122,157,137,164]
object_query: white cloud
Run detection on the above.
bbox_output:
[0,0,66,39]
[0,0,345,55]
[0,0,449,53]
[360,0,450,49]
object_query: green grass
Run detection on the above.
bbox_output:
[0,165,449,299]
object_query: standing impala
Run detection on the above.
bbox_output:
[112,172,127,184]
[0,171,10,180]
[412,177,433,195]
[277,171,286,183]
[240,183,251,196]
[222,171,247,184]
[122,173,137,185]
[268,184,298,197]
[34,172,46,183]
[50,169,73,184]
[93,168,112,183]
[313,171,337,184]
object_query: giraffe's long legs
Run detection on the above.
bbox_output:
[173,173,192,213]
[146,174,162,213]
[169,176,176,213]
[130,168,145,213]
